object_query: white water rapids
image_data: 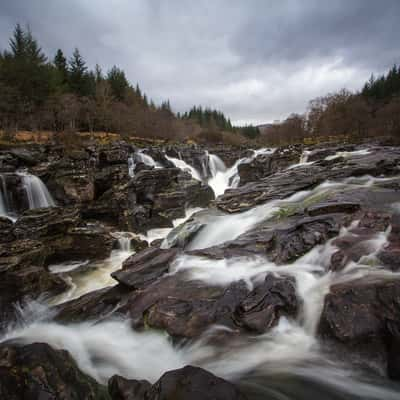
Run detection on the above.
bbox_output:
[2,151,400,399]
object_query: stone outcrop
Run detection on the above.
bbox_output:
[0,342,109,399]
[109,366,247,400]
[234,274,298,333]
[238,145,302,185]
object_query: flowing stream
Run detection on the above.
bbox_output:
[2,151,400,399]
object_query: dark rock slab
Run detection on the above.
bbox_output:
[108,366,247,400]
[112,247,178,289]
[234,274,298,333]
[0,341,109,399]
[318,278,400,379]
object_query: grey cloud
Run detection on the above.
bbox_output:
[0,0,399,124]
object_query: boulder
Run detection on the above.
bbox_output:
[0,217,15,243]
[238,145,302,185]
[0,342,109,399]
[108,375,151,400]
[318,278,400,379]
[128,276,248,338]
[234,274,298,333]
[190,214,343,264]
[108,366,247,400]
[112,247,178,289]
[0,239,66,328]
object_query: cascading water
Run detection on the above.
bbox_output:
[4,198,400,398]
[0,172,55,220]
[136,149,161,168]
[128,154,135,177]
[167,148,276,198]
[3,147,400,399]
[0,175,8,217]
[165,154,203,181]
[207,148,275,197]
[18,172,55,209]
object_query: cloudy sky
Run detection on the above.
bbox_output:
[1,0,399,125]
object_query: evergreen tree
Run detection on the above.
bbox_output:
[107,66,129,100]
[68,48,93,96]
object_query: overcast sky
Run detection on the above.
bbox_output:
[1,0,399,125]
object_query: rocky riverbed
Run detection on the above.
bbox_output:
[1,139,400,399]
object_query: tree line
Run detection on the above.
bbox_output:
[0,24,259,143]
[262,64,400,145]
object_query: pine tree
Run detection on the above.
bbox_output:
[68,48,91,96]
[107,66,129,100]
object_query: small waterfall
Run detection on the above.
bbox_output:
[136,150,160,168]
[118,235,132,252]
[208,153,227,177]
[287,150,314,170]
[128,155,135,177]
[299,150,311,164]
[112,231,134,252]
[165,155,202,181]
[0,174,13,218]
[207,148,275,197]
[18,172,55,209]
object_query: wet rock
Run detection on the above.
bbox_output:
[307,144,356,162]
[141,147,174,168]
[162,218,205,249]
[146,365,248,400]
[306,202,360,216]
[128,168,213,231]
[0,173,29,214]
[8,147,44,166]
[217,146,400,213]
[108,375,151,400]
[99,144,131,166]
[146,281,248,338]
[49,171,95,204]
[127,275,248,338]
[0,342,109,399]
[0,239,66,329]
[113,247,178,289]
[13,206,80,241]
[94,164,129,198]
[330,211,392,271]
[58,222,115,262]
[54,285,131,324]
[190,214,343,264]
[165,146,210,179]
[238,146,301,185]
[318,278,400,379]
[0,217,14,243]
[234,274,298,333]
[0,239,46,269]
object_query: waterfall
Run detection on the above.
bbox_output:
[136,150,161,168]
[128,154,135,177]
[0,172,54,219]
[165,148,275,197]
[287,150,314,170]
[2,170,400,399]
[165,155,202,181]
[117,233,132,252]
[18,172,55,209]
[0,174,13,218]
[207,148,275,197]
